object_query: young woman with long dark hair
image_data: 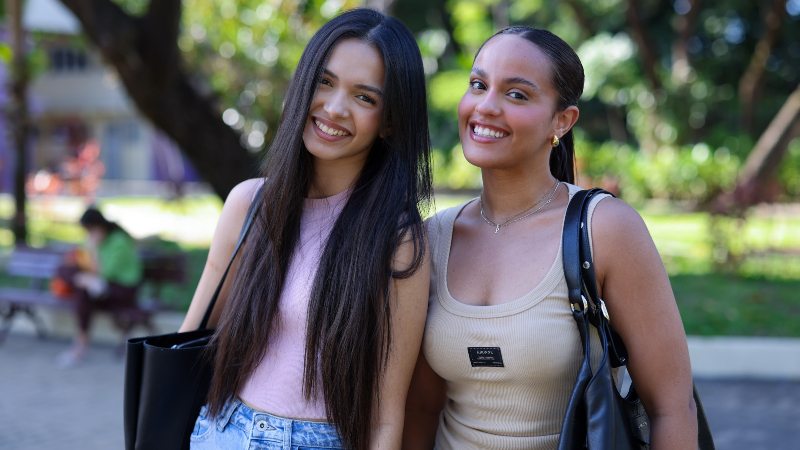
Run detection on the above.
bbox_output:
[403,28,697,449]
[179,9,431,450]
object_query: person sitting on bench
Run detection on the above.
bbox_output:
[58,207,142,365]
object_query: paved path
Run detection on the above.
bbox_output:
[0,335,125,450]
[1,334,799,450]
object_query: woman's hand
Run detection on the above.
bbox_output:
[592,197,698,450]
[73,272,107,297]
[178,178,263,332]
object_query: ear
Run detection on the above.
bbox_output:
[379,125,392,139]
[553,105,579,138]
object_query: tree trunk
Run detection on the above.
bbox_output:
[671,0,702,85]
[6,0,28,245]
[738,0,786,133]
[715,83,800,214]
[626,0,661,91]
[59,0,258,200]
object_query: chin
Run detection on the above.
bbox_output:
[462,147,514,170]
[305,144,345,161]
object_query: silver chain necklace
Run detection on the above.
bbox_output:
[480,181,560,234]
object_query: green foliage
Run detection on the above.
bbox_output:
[110,0,366,154]
[779,138,800,197]
[447,0,493,55]
[428,69,468,114]
[672,274,800,337]
[0,43,12,64]
[107,0,800,200]
[576,32,637,100]
[577,138,741,205]
[432,144,481,189]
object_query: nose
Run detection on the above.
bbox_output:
[475,90,501,117]
[323,90,350,119]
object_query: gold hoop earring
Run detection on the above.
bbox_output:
[551,135,560,147]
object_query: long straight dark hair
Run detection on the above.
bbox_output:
[207,8,431,450]
[476,27,585,183]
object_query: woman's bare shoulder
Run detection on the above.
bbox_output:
[216,178,265,235]
[591,196,650,244]
[227,178,264,206]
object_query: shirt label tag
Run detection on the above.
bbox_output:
[468,347,504,367]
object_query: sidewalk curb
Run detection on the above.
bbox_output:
[688,336,800,379]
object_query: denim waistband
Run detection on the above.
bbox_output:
[218,398,343,448]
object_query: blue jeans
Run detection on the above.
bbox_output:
[190,399,345,450]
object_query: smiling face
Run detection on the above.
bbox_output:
[458,34,578,171]
[302,39,386,169]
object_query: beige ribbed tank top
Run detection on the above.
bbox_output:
[423,183,618,450]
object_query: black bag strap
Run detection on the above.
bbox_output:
[577,189,630,367]
[562,188,716,450]
[198,184,263,330]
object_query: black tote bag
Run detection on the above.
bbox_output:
[124,190,261,450]
[557,188,715,450]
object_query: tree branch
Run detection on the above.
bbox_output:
[626,0,661,91]
[143,0,182,90]
[58,0,258,199]
[715,83,800,213]
[671,0,703,85]
[738,0,786,132]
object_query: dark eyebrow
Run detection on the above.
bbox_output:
[471,67,538,91]
[323,68,382,97]
[471,67,487,78]
[354,84,383,97]
[323,68,338,80]
[504,76,538,91]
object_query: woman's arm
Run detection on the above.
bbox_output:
[369,238,432,450]
[401,347,447,450]
[178,178,263,332]
[592,198,698,450]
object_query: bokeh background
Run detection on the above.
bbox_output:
[2,0,799,336]
[1,1,800,449]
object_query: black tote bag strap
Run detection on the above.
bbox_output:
[198,183,263,330]
[562,188,716,450]
[562,188,591,312]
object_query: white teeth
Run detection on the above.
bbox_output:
[473,125,507,138]
[315,119,349,137]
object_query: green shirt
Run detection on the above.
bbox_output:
[98,229,143,287]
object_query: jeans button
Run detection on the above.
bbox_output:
[256,420,269,431]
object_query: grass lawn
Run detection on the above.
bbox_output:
[1,193,799,337]
[671,274,800,337]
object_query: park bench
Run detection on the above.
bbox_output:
[0,245,186,347]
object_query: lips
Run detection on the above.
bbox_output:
[469,121,510,141]
[312,116,352,142]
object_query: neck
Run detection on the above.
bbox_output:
[308,154,367,199]
[479,159,558,221]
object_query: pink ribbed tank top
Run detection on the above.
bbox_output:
[238,187,351,420]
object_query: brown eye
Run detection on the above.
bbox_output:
[470,80,486,90]
[357,94,376,105]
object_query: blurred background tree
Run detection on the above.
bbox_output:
[1,0,798,332]
[53,0,800,206]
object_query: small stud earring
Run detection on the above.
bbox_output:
[551,135,560,147]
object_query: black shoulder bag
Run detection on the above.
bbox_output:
[558,188,715,450]
[123,189,261,450]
